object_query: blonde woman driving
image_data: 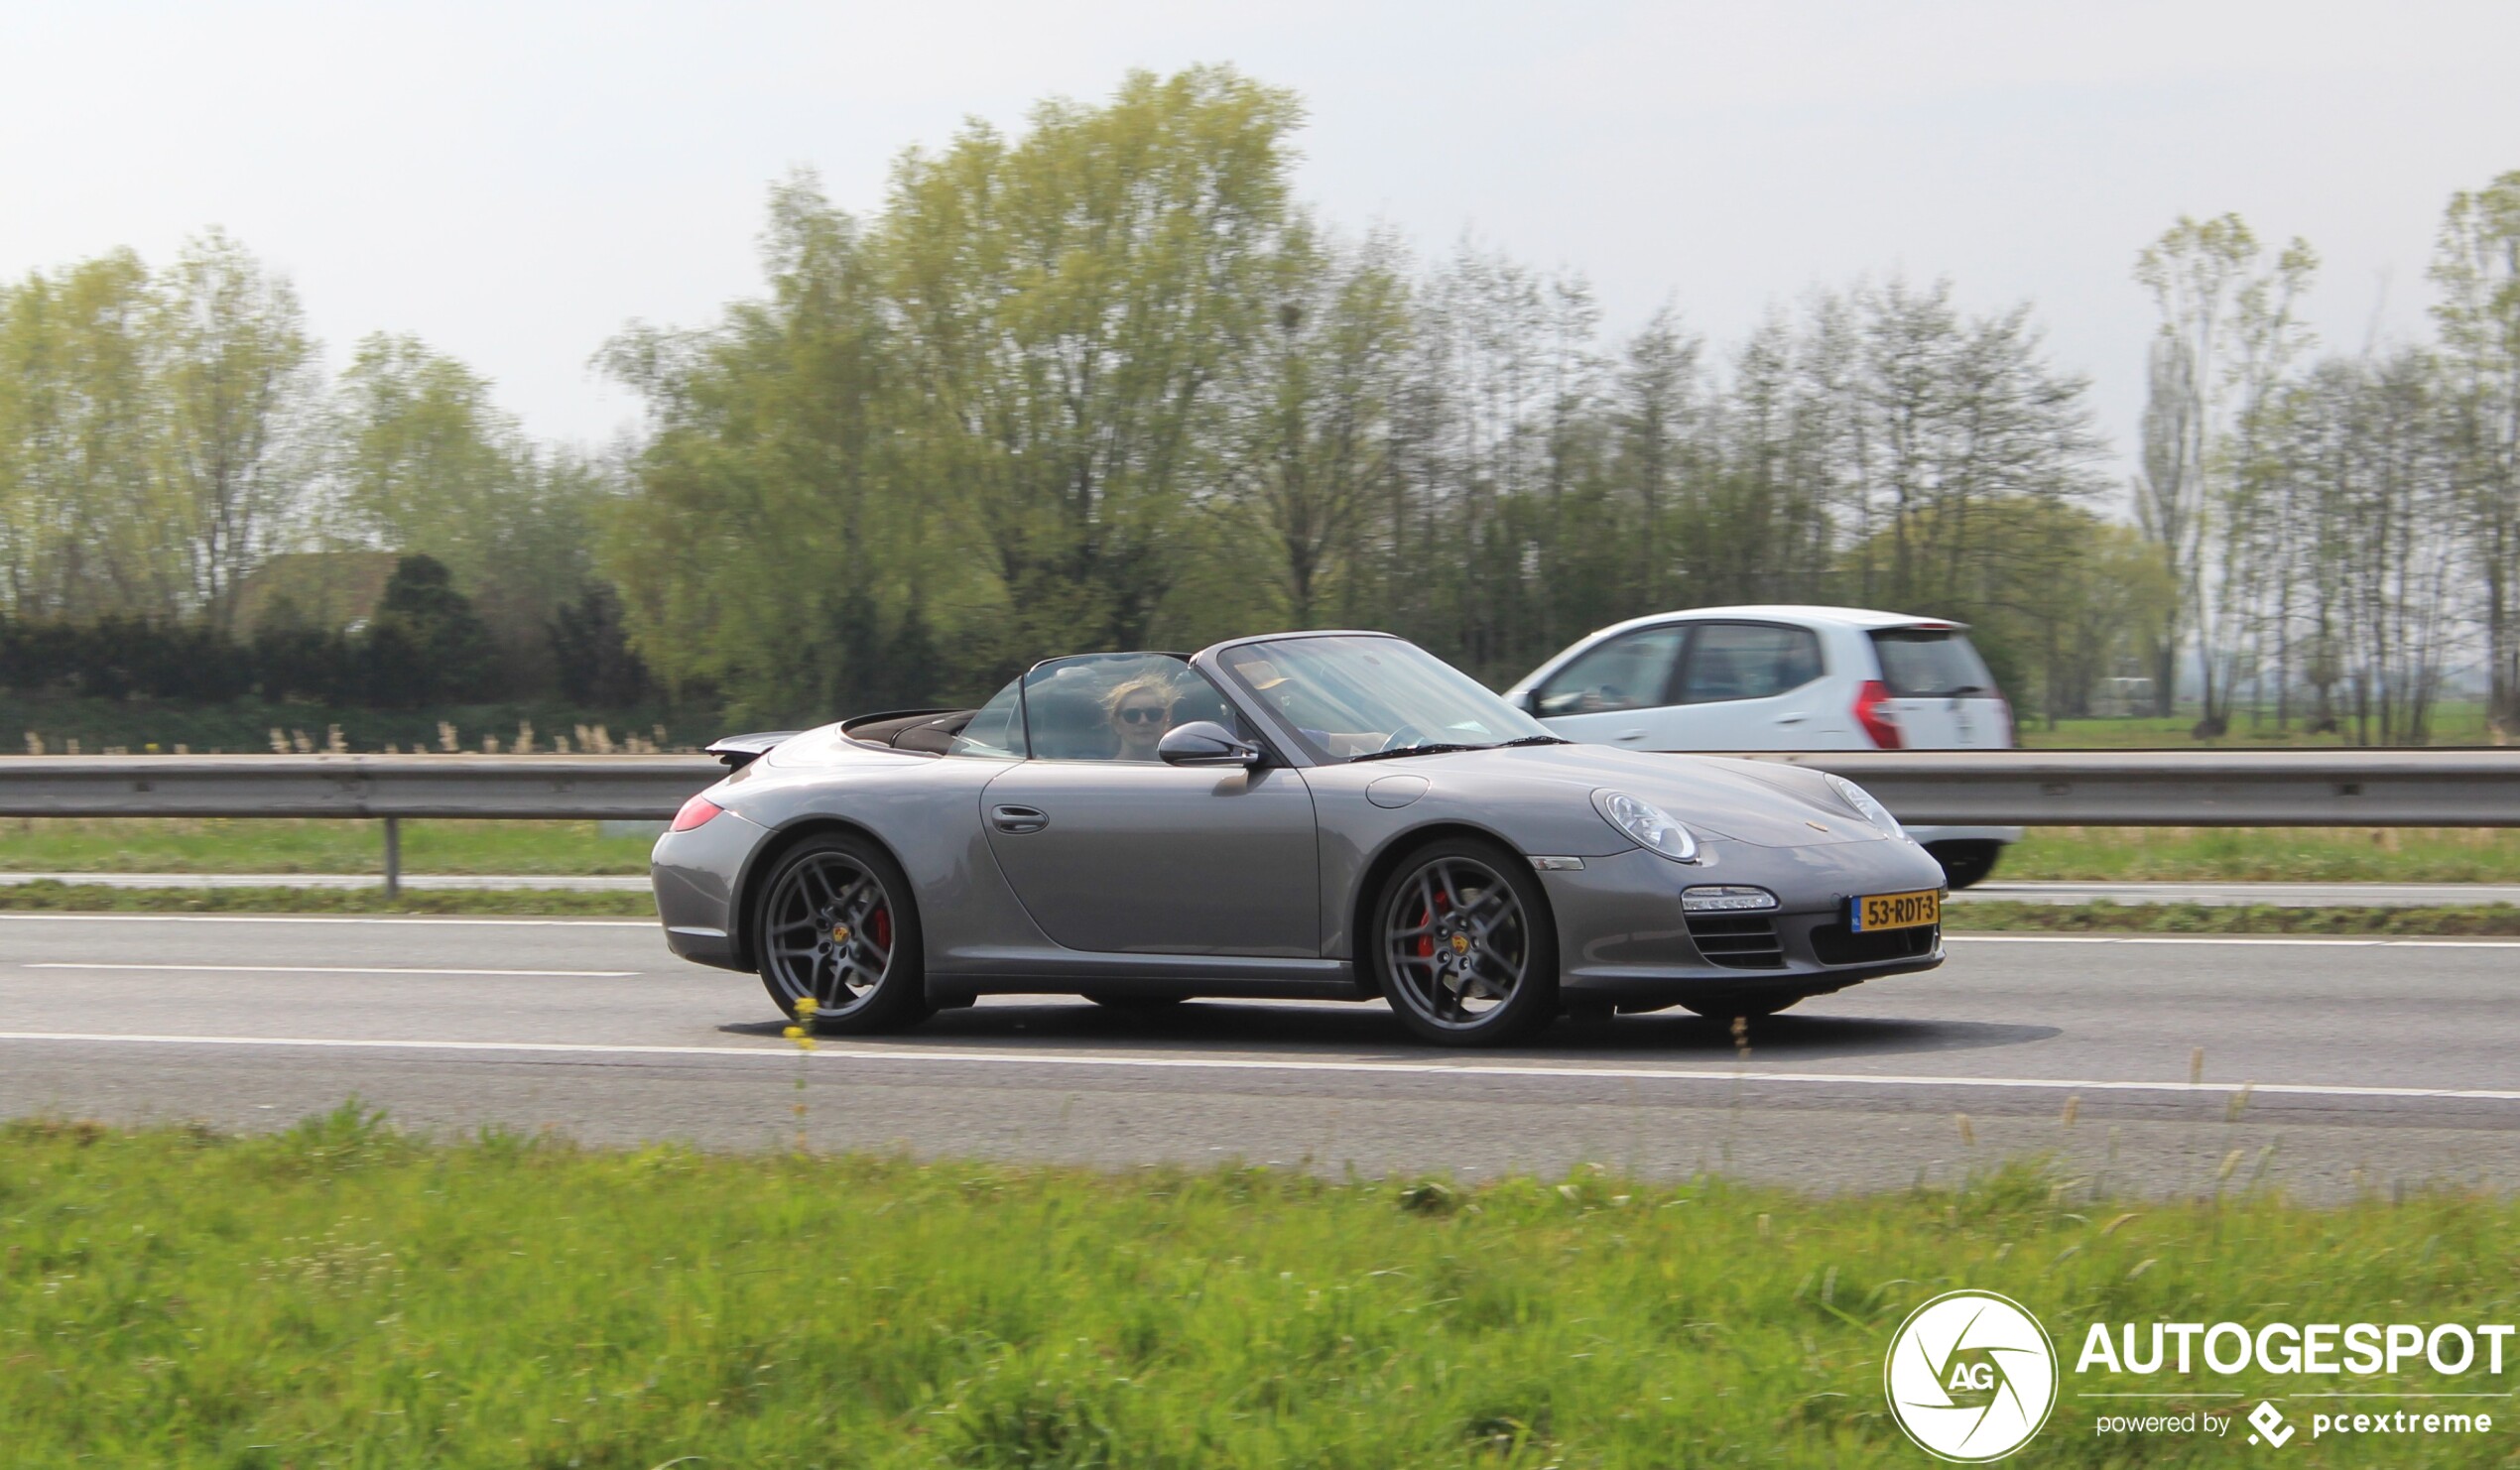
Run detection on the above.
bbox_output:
[1104,673,1178,762]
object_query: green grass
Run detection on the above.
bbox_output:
[0,817,656,875]
[14,818,2520,891]
[3,1113,2514,1467]
[2018,700,2502,747]
[0,881,653,917]
[2003,826,2520,884]
[1948,900,2520,936]
[1,690,699,756]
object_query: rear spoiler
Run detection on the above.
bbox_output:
[704,731,804,771]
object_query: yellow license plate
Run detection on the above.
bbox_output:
[1852,889,1941,931]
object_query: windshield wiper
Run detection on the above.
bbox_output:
[1348,741,1494,763]
[1348,734,1569,763]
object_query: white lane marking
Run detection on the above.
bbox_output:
[3,1031,2518,1104]
[0,914,652,927]
[25,963,636,978]
[3,914,2517,948]
[1950,934,2520,949]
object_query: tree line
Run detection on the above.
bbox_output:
[2133,196,2520,742]
[0,234,639,707]
[5,66,2514,740]
[602,67,2144,725]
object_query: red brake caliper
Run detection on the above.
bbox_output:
[871,905,892,951]
[1415,892,1448,960]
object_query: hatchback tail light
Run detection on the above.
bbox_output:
[671,795,725,832]
[1852,679,1903,749]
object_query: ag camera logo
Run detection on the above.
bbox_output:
[1885,1290,2059,1461]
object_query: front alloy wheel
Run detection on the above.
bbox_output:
[1374,839,1559,1044]
[755,834,930,1033]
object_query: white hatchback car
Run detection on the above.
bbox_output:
[1502,605,2021,887]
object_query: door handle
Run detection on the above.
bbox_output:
[1774,713,1809,726]
[1615,729,1646,743]
[989,803,1049,834]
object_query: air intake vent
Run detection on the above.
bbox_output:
[1811,922,1938,966]
[1687,914,1785,969]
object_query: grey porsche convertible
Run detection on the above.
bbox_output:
[651,631,1946,1044]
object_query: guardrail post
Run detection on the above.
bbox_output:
[382,816,401,901]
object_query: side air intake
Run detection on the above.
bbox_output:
[1686,914,1786,969]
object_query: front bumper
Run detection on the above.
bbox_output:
[1541,839,1950,1004]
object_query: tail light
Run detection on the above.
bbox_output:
[671,795,724,832]
[1852,679,1903,749]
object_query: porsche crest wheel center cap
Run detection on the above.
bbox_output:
[829,924,850,945]
[1449,933,1471,955]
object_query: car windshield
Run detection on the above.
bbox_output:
[1217,636,1554,763]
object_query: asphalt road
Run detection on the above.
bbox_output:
[6,914,2518,1201]
[10,874,2520,907]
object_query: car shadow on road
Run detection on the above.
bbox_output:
[718,1000,2056,1063]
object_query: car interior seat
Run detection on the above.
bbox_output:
[1024,686,1120,761]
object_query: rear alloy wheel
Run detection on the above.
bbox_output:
[1373,838,1559,1045]
[754,833,931,1034]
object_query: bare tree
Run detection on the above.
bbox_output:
[2430,171,2520,735]
[154,228,319,631]
[2132,214,2316,732]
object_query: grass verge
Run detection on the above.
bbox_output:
[2002,825,2520,884]
[0,880,653,917]
[0,816,656,876]
[1949,899,2520,936]
[2016,703,2502,747]
[15,819,2520,887]
[4,1111,2514,1467]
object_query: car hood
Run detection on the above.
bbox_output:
[1395,744,1883,848]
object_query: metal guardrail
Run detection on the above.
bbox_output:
[1,749,2515,892]
[0,756,719,894]
[4,751,2517,827]
[0,755,720,820]
[1727,749,2520,828]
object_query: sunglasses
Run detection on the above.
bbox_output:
[1117,706,1167,724]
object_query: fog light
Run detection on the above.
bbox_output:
[1682,885,1779,913]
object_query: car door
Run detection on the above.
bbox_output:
[979,657,1320,957]
[1650,620,1837,749]
[1527,623,1692,747]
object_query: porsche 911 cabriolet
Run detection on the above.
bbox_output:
[651,631,1946,1044]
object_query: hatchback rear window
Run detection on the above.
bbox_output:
[1868,629,1996,697]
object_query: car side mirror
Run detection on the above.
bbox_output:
[1158,720,1263,768]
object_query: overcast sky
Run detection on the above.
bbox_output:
[7,1,2517,481]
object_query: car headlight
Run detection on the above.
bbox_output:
[1591,790,1700,863]
[1827,774,1905,839]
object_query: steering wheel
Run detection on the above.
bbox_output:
[1379,724,1427,754]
